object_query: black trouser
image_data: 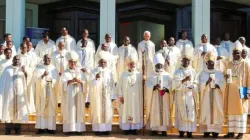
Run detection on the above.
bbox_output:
[5,123,21,133]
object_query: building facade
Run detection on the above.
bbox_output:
[0,0,250,50]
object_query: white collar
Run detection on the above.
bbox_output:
[178,39,189,43]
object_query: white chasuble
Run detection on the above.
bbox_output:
[176,39,194,55]
[19,53,36,113]
[52,49,69,74]
[89,67,116,132]
[0,59,12,76]
[220,40,233,60]
[199,69,225,133]
[56,35,77,52]
[162,46,181,76]
[0,66,29,123]
[35,41,56,58]
[172,66,198,132]
[77,38,96,53]
[116,70,143,130]
[34,64,59,130]
[60,68,87,132]
[138,40,155,78]
[193,43,218,74]
[145,71,172,131]
[117,45,138,80]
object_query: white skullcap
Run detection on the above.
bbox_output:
[126,54,138,64]
[97,50,110,62]
[67,51,79,61]
[153,53,165,65]
[144,31,151,36]
[232,40,243,52]
[239,36,246,41]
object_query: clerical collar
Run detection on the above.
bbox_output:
[224,40,231,43]
[214,45,221,47]
[180,65,191,70]
[62,35,69,38]
[205,68,216,73]
[201,43,208,46]
[12,65,19,69]
[179,39,188,42]
[122,44,131,48]
[233,59,243,64]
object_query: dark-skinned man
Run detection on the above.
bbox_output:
[172,49,198,138]
[0,55,29,135]
[224,40,250,139]
[199,52,225,138]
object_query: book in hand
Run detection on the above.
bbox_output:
[239,87,248,99]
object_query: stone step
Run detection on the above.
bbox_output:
[0,122,250,134]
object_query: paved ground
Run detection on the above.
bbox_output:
[0,133,250,140]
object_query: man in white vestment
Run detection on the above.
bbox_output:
[97,33,118,56]
[6,41,17,57]
[199,52,225,138]
[0,55,29,135]
[60,51,87,135]
[138,31,155,78]
[145,53,172,136]
[214,37,229,72]
[176,30,194,55]
[224,41,250,139]
[0,48,12,75]
[172,50,198,138]
[34,54,59,134]
[43,30,56,45]
[117,54,143,135]
[77,29,96,52]
[27,41,41,65]
[220,33,233,59]
[56,27,76,52]
[193,34,217,74]
[163,37,181,76]
[2,33,16,54]
[96,43,118,83]
[155,40,167,55]
[35,34,56,58]
[117,36,138,80]
[0,44,5,60]
[239,37,250,60]
[89,51,116,135]
[52,41,69,76]
[19,43,36,113]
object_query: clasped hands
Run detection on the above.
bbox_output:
[67,78,82,85]
[206,77,220,89]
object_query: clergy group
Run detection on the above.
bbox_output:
[0,28,249,139]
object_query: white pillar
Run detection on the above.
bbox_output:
[6,0,25,49]
[192,0,210,45]
[100,0,116,43]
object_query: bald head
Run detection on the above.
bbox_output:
[13,55,20,66]
[201,34,208,43]
[123,36,130,46]
[105,34,111,43]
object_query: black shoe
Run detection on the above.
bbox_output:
[187,132,193,138]
[203,132,210,138]
[104,131,110,135]
[65,132,74,135]
[212,132,219,138]
[224,132,235,138]
[36,129,44,134]
[94,132,101,136]
[5,130,11,135]
[162,131,167,136]
[151,131,157,136]
[131,130,138,135]
[124,130,129,135]
[75,132,83,135]
[236,133,243,139]
[179,131,184,138]
[14,129,21,135]
[48,130,56,134]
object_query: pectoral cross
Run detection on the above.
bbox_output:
[59,53,64,73]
